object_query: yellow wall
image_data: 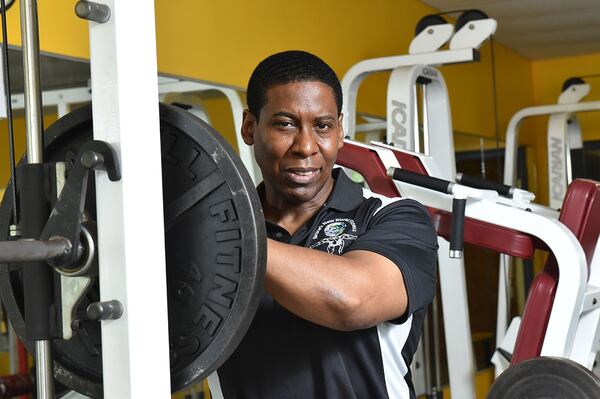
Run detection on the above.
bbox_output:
[532,52,600,139]
[442,40,535,141]
[5,0,533,138]
[0,1,89,59]
[0,113,58,188]
[1,0,534,190]
[154,0,534,150]
[154,0,533,143]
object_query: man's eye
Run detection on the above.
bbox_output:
[275,121,293,128]
[316,123,331,130]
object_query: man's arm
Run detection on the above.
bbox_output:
[265,239,408,331]
[265,198,439,332]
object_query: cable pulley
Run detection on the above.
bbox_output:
[455,9,489,32]
[414,14,448,36]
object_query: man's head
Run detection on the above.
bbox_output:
[242,51,344,207]
[246,50,343,121]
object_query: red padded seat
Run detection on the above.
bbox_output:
[511,179,600,364]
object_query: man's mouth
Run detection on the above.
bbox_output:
[284,167,320,183]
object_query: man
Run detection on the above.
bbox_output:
[212,50,438,399]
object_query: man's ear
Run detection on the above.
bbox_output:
[337,113,345,149]
[241,109,257,146]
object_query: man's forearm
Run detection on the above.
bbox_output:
[265,238,407,330]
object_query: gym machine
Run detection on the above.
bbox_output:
[494,76,600,374]
[336,137,600,398]
[504,76,600,209]
[339,9,600,398]
[0,1,267,398]
[341,9,497,151]
[340,10,498,399]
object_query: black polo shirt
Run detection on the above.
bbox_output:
[213,168,438,399]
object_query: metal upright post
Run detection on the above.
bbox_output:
[19,0,54,398]
[20,0,43,164]
[83,1,171,397]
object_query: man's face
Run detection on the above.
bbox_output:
[242,81,344,205]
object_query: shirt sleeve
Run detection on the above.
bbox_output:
[345,198,438,324]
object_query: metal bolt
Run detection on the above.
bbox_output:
[87,300,123,321]
[81,150,104,170]
[71,319,82,331]
[75,1,111,23]
[469,23,475,30]
[427,28,434,34]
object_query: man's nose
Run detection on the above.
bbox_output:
[291,127,318,157]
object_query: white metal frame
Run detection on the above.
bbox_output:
[341,17,496,141]
[547,82,590,209]
[86,2,171,397]
[156,77,261,184]
[385,64,455,178]
[8,76,263,185]
[503,101,600,191]
[341,48,478,139]
[373,142,590,357]
[497,83,600,363]
[11,86,91,117]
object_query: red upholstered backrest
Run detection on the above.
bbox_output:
[511,179,600,364]
[336,143,399,198]
[433,211,535,259]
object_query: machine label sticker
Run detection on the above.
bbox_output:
[421,66,438,78]
[549,136,566,203]
[391,100,409,149]
[310,218,358,255]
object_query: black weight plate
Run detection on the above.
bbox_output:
[0,103,266,397]
[0,109,102,397]
[488,357,600,399]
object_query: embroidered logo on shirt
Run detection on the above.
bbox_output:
[324,222,346,237]
[310,218,357,255]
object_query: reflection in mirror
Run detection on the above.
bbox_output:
[0,49,262,194]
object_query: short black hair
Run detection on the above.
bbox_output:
[247,50,343,120]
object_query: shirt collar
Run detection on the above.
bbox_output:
[324,168,364,212]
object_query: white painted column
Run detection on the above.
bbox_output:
[87,1,171,397]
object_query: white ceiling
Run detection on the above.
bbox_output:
[420,0,600,60]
